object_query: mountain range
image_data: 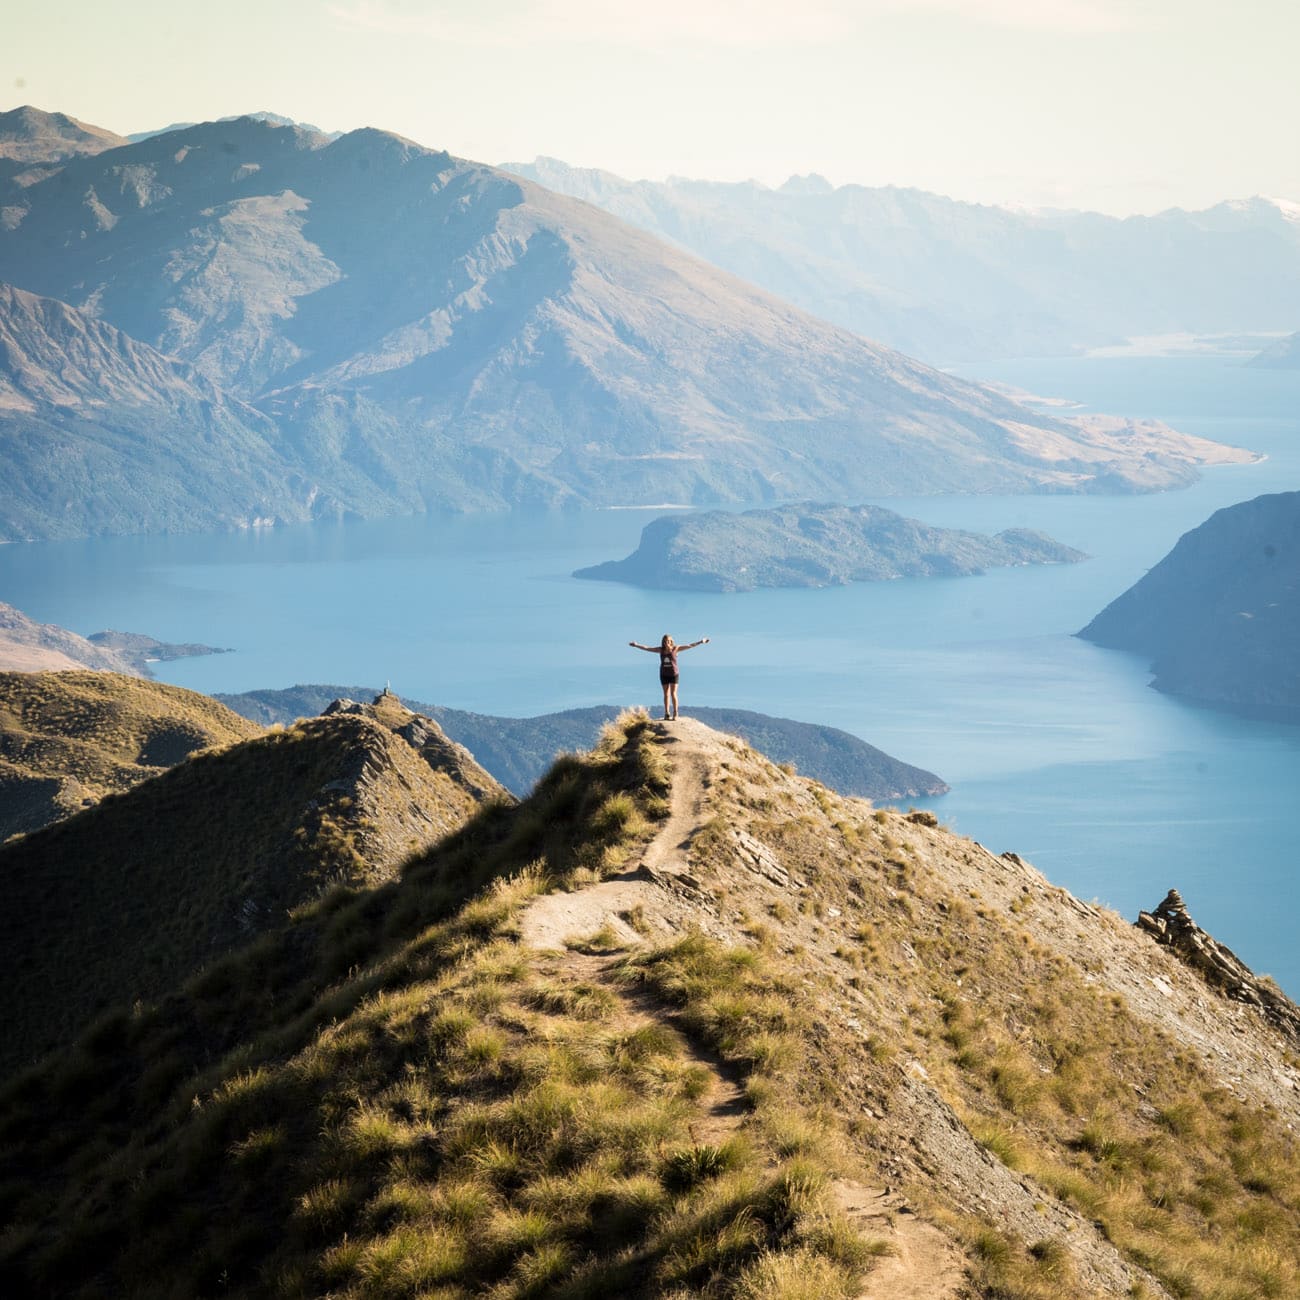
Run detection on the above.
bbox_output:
[0,107,1252,539]
[505,158,1300,364]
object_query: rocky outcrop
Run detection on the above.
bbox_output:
[322,689,506,807]
[1137,889,1300,1044]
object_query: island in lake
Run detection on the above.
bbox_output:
[574,502,1087,592]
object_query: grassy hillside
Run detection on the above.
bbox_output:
[1,713,1297,1298]
[0,670,260,840]
[0,691,503,1074]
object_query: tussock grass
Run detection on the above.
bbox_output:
[0,711,872,1299]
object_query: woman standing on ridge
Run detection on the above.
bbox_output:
[629,634,709,721]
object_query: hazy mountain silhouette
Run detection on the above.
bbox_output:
[0,282,323,539]
[1080,491,1300,721]
[505,159,1300,363]
[0,105,127,198]
[1250,330,1300,368]
[0,113,1252,539]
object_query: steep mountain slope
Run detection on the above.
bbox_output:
[1,714,1296,1298]
[0,670,261,840]
[575,502,1086,591]
[215,684,947,798]
[0,687,504,1073]
[1079,490,1300,720]
[0,115,1250,538]
[506,159,1300,363]
[0,105,127,198]
[0,282,328,539]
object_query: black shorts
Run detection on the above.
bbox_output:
[659,673,678,686]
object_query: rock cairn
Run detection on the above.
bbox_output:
[1137,889,1300,1044]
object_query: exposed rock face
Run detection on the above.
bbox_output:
[1137,889,1300,1044]
[574,502,1087,592]
[322,689,506,807]
[0,114,1254,540]
[1079,490,1300,720]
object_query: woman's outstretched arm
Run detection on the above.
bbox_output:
[678,637,711,652]
[628,641,657,651]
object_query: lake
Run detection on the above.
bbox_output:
[2,354,1298,991]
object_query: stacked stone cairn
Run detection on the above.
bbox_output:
[1137,888,1300,1044]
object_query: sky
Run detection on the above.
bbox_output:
[7,0,1299,214]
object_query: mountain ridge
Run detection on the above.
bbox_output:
[1,711,1296,1297]
[504,156,1300,363]
[214,683,948,800]
[0,112,1254,540]
[0,684,504,1073]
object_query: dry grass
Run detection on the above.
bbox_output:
[0,712,877,1298]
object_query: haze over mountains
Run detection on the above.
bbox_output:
[0,107,1253,539]
[1252,330,1300,368]
[505,158,1300,363]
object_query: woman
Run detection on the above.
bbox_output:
[629,634,710,721]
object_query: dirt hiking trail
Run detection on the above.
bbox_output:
[518,718,967,1298]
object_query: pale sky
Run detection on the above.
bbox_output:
[7,0,1298,214]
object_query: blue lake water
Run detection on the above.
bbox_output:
[2,354,1298,991]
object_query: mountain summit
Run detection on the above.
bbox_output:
[0,114,1251,538]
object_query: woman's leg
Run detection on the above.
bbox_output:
[669,682,679,719]
[661,681,671,719]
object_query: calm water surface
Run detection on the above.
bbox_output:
[3,356,1298,990]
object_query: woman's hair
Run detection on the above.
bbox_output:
[661,634,674,650]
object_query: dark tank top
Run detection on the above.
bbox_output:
[659,647,678,678]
